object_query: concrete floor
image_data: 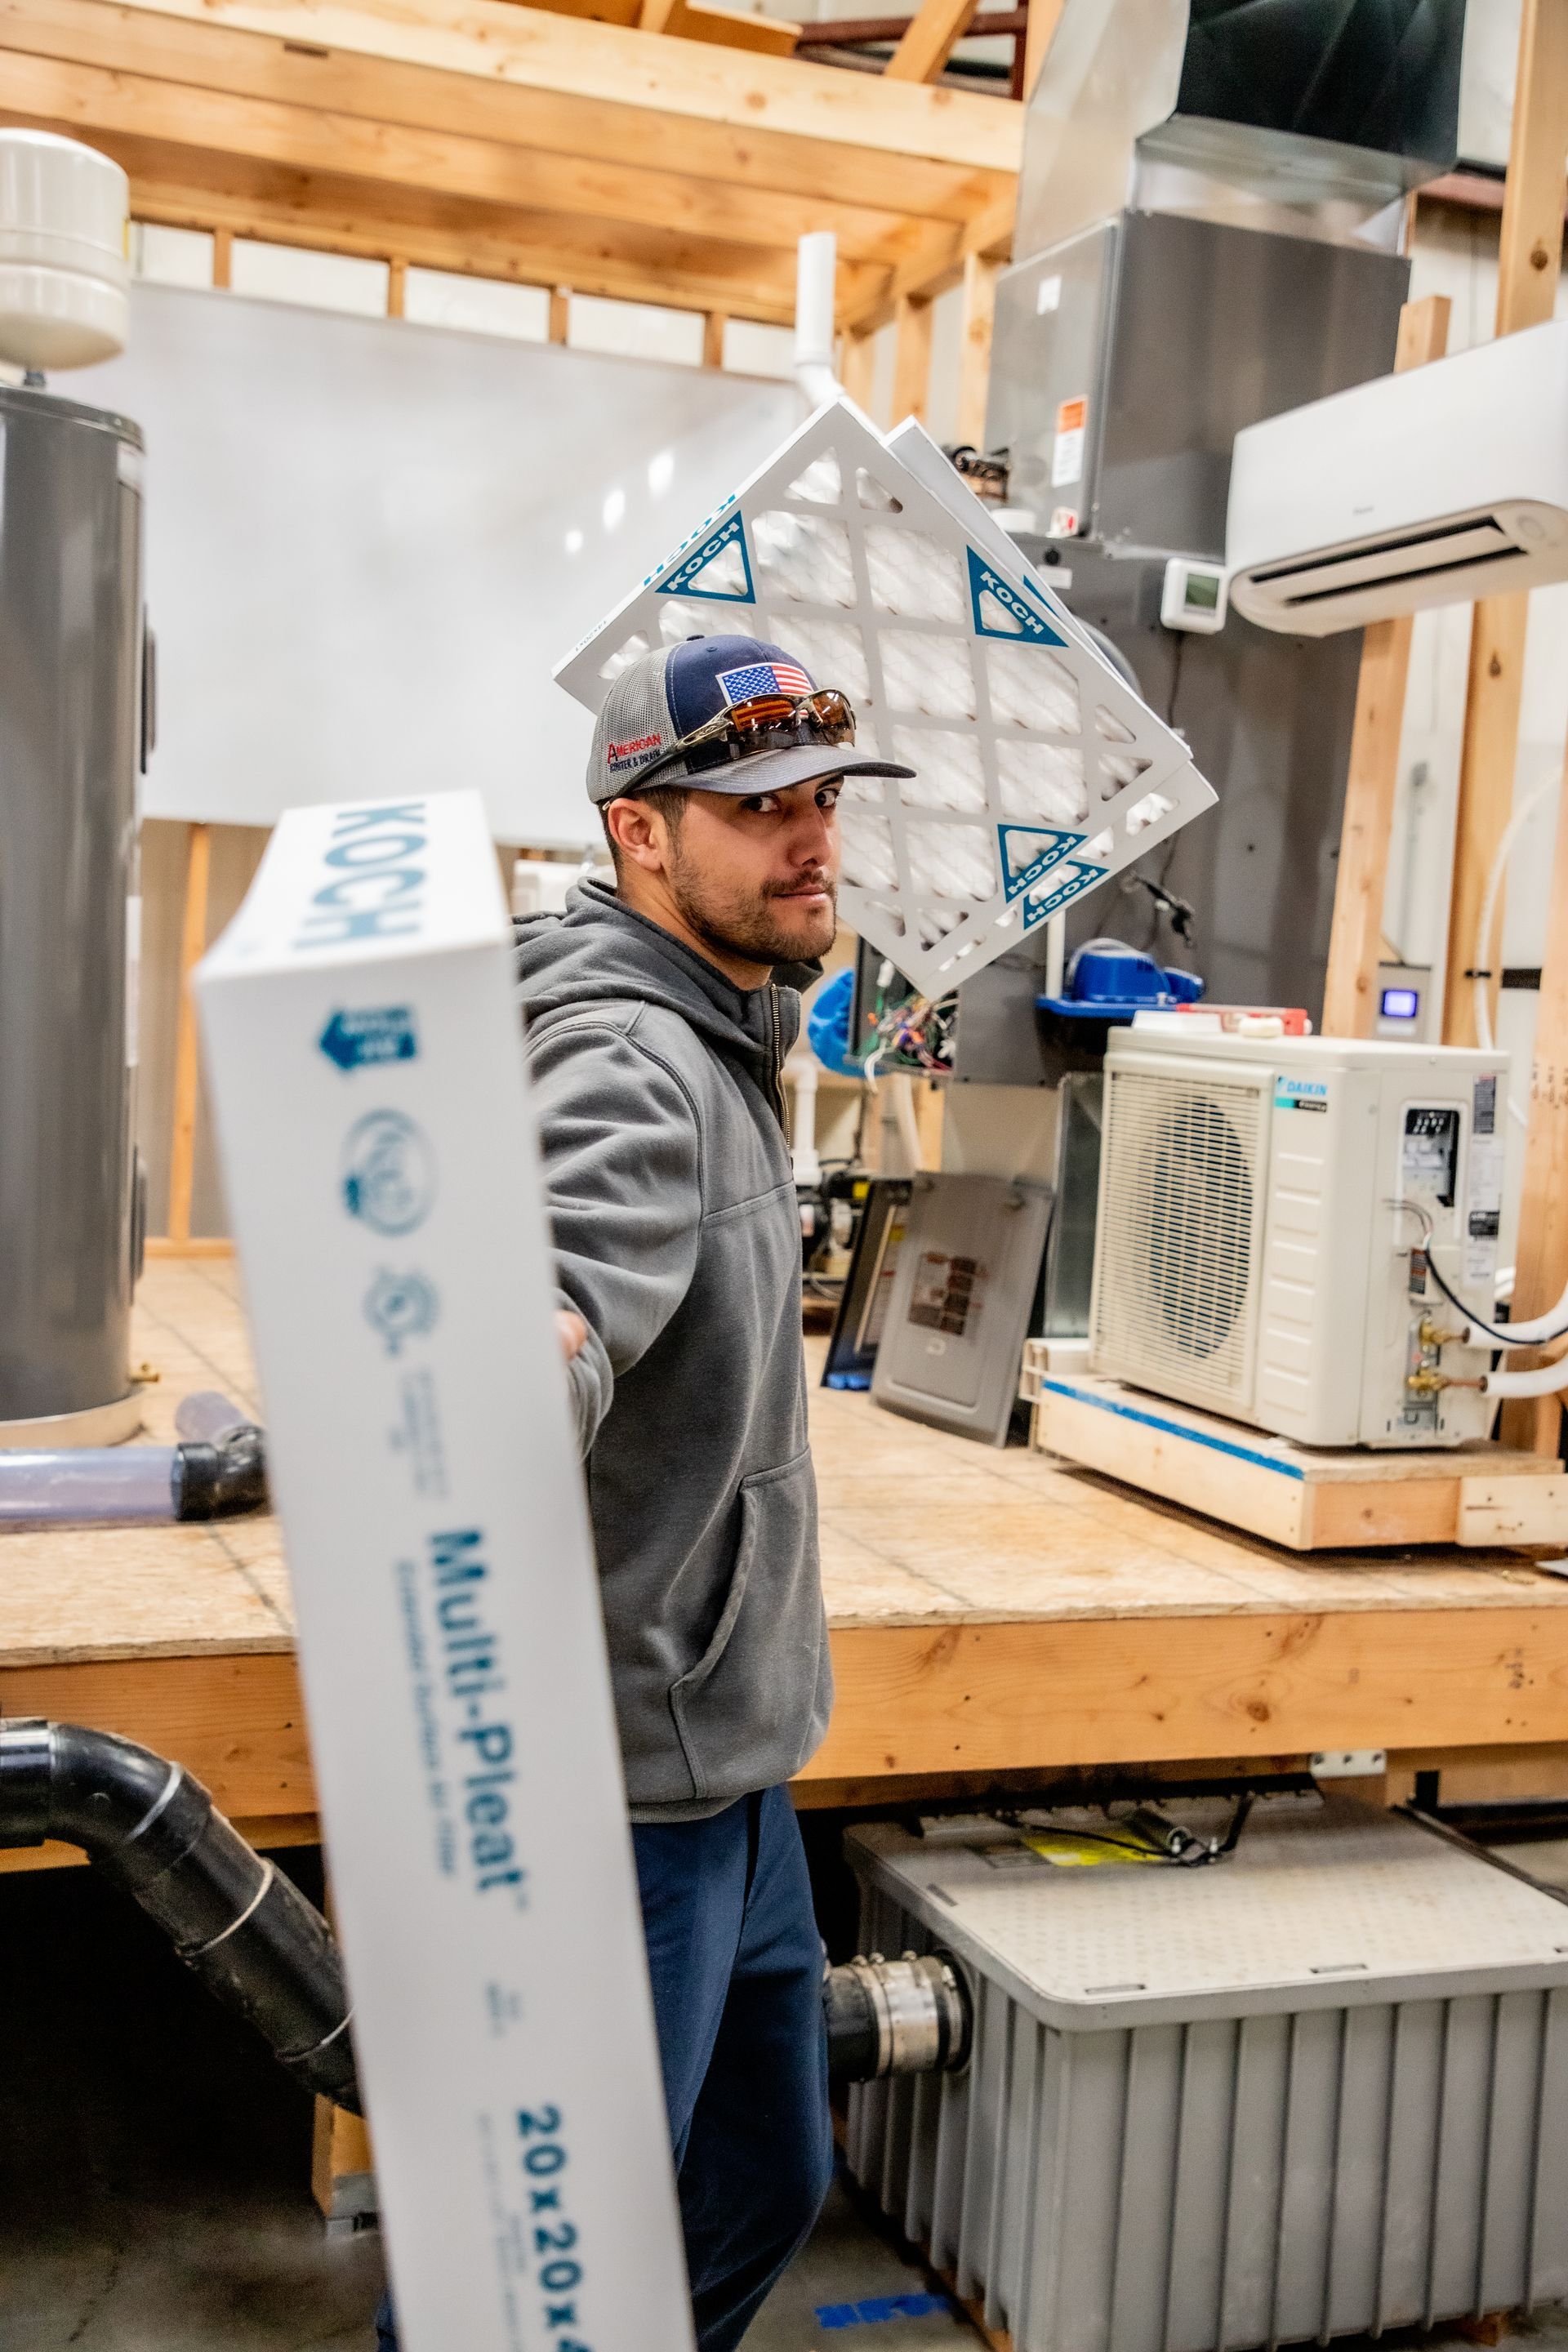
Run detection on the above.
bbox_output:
[0,1855,962,2352]
[6,1834,1568,2352]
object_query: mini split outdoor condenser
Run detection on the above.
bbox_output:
[846,1798,1568,2352]
[1088,1029,1507,1449]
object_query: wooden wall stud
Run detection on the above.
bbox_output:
[1319,294,1451,1037]
[1441,0,1568,1048]
[166,821,211,1246]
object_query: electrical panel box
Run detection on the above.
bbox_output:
[1089,1028,1508,1448]
[871,1171,1053,1447]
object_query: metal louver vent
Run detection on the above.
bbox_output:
[1091,1067,1269,1412]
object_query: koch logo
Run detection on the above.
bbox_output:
[296,804,427,949]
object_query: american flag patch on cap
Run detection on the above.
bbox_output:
[715,660,812,705]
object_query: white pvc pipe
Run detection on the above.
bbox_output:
[786,1050,822,1187]
[1044,911,1067,1000]
[794,231,840,410]
[1472,773,1553,1135]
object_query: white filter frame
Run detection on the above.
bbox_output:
[555,399,1216,996]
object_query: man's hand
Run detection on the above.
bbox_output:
[556,1307,589,1363]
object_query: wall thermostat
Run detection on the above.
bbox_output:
[1160,557,1228,633]
[1374,960,1434,1041]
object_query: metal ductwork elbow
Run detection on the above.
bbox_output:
[0,1719,360,2113]
[824,1951,971,2083]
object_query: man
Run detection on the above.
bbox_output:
[376,635,911,2352]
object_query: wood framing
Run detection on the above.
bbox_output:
[16,1596,1568,1857]
[166,820,210,1245]
[955,247,999,444]
[810,1606,1568,1782]
[1020,0,1064,102]
[1319,294,1450,1038]
[0,0,1021,327]
[884,0,981,85]
[1023,1361,1564,1552]
[1441,0,1568,1047]
[1501,728,1568,1454]
[891,287,934,421]
[840,323,879,416]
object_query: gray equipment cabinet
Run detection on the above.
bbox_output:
[0,385,146,1437]
[846,1800,1568,2352]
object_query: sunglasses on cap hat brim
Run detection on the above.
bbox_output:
[608,682,914,800]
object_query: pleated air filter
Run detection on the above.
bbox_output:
[554,400,1217,996]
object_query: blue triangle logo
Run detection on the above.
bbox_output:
[967,547,1067,646]
[1023,860,1100,929]
[654,510,755,604]
[998,823,1080,901]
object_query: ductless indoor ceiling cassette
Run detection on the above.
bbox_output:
[555,399,1217,996]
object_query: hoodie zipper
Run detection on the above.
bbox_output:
[764,986,787,1130]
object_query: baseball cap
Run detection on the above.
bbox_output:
[587,634,913,807]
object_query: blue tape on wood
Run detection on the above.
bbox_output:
[1039,1380,1307,1481]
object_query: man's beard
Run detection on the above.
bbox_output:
[667,843,838,972]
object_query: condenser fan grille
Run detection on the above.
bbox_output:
[1092,1070,1267,1411]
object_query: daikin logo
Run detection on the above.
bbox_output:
[296,803,428,948]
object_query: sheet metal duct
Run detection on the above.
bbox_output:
[0,385,146,1440]
[987,0,1465,1021]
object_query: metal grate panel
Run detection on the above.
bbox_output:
[555,400,1215,997]
[1091,1066,1270,1414]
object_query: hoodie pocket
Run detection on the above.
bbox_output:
[669,1449,826,1804]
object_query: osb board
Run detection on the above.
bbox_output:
[3,1264,1566,1679]
[809,1354,1566,1626]
[1022,1371,1563,1553]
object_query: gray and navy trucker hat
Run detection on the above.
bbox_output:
[587,634,913,807]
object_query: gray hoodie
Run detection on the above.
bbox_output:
[514,880,832,1821]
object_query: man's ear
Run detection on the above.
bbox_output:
[604,797,666,876]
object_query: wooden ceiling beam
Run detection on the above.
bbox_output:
[652,0,799,55]
[883,0,981,84]
[494,0,797,49]
[0,0,1005,222]
[103,0,1023,174]
[0,26,934,267]
[46,127,828,316]
[840,179,1011,327]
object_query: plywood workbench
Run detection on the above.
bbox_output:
[7,1255,1568,1875]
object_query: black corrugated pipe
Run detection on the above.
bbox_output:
[0,1720,360,2113]
[0,1718,964,2109]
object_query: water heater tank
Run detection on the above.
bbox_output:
[0,130,128,369]
[0,131,144,1441]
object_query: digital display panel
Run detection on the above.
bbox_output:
[1380,987,1419,1019]
[1184,570,1221,611]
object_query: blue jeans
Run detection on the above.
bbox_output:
[376,1784,831,2352]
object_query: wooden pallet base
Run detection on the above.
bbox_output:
[1021,1354,1568,1553]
